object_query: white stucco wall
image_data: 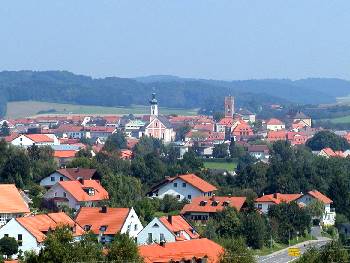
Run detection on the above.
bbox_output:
[44,183,79,209]
[137,218,175,245]
[39,172,70,188]
[11,135,35,147]
[120,208,144,238]
[255,202,275,214]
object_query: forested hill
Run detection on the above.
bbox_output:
[0,70,349,117]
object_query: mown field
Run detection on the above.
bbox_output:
[5,101,198,119]
[203,160,237,171]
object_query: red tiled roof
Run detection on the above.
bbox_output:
[57,180,109,202]
[120,149,133,159]
[87,126,115,133]
[54,150,77,158]
[159,215,199,239]
[55,124,84,133]
[307,190,332,204]
[181,196,246,214]
[267,118,284,126]
[0,184,30,213]
[193,123,214,132]
[25,134,54,143]
[75,207,129,235]
[267,130,287,142]
[17,212,84,243]
[255,193,302,204]
[218,117,234,126]
[3,133,19,142]
[139,238,224,263]
[56,168,97,181]
[178,174,217,193]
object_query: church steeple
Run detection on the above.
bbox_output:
[150,93,158,117]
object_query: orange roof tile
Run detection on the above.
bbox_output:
[25,134,54,143]
[75,207,129,235]
[0,184,30,213]
[139,238,224,263]
[57,180,109,202]
[307,190,332,204]
[17,212,84,243]
[159,215,199,239]
[54,150,77,158]
[267,118,284,126]
[255,193,302,204]
[181,196,246,214]
[178,174,217,193]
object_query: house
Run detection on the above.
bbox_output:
[267,130,287,142]
[288,132,308,146]
[295,190,335,226]
[216,117,234,133]
[181,196,246,222]
[75,207,143,243]
[147,174,217,201]
[139,238,224,263]
[137,215,199,245]
[139,94,175,143]
[0,212,84,255]
[237,109,256,123]
[291,111,312,127]
[10,134,59,147]
[44,179,109,210]
[318,148,345,158]
[54,124,87,139]
[0,184,30,226]
[266,118,285,131]
[247,145,270,160]
[40,168,99,189]
[87,126,116,140]
[231,121,254,140]
[123,119,146,137]
[119,149,133,160]
[255,193,302,214]
[53,150,79,166]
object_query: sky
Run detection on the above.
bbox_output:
[0,0,350,80]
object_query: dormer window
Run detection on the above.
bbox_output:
[83,187,95,196]
[211,201,219,206]
[99,225,107,232]
[223,201,230,207]
[84,225,91,231]
[200,201,207,206]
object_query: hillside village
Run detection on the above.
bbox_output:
[0,93,349,262]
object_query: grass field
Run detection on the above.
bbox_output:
[325,115,350,124]
[5,101,198,119]
[203,160,237,171]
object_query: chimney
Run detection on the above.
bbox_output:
[101,206,107,213]
[78,178,84,184]
[273,193,278,199]
[168,215,172,225]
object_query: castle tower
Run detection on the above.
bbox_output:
[224,96,234,118]
[150,93,159,117]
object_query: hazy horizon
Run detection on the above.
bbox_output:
[1,1,350,80]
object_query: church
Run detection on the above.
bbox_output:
[139,93,175,143]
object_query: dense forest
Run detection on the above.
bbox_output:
[1,71,350,118]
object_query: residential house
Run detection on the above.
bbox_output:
[0,184,30,226]
[54,124,87,139]
[181,196,246,222]
[231,121,254,140]
[53,150,79,166]
[266,118,285,131]
[0,212,84,255]
[291,111,312,127]
[40,168,99,188]
[139,238,224,263]
[87,126,116,140]
[318,148,345,158]
[10,134,59,147]
[147,174,217,201]
[44,179,109,210]
[137,215,199,245]
[216,117,234,133]
[237,109,256,123]
[267,130,287,142]
[75,207,143,243]
[255,193,302,214]
[123,119,146,137]
[247,144,270,160]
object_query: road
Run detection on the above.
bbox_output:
[257,238,330,263]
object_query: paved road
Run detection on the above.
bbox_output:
[257,238,330,263]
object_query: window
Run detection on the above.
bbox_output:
[187,195,192,200]
[160,233,165,241]
[18,234,23,246]
[257,204,262,209]
[182,183,187,188]
[59,177,64,181]
[134,224,138,231]
[173,183,177,188]
[176,195,181,199]
[50,177,55,182]
[148,233,153,243]
[63,192,67,198]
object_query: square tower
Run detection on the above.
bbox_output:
[224,96,234,117]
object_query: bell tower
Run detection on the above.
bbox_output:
[150,93,158,117]
[224,96,234,118]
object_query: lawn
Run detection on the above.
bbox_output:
[203,160,237,171]
[5,101,198,118]
[325,115,350,124]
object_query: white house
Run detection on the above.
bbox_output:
[43,179,109,210]
[10,134,59,147]
[137,215,199,245]
[147,174,217,201]
[40,168,99,188]
[266,118,285,131]
[0,212,84,255]
[247,145,270,160]
[0,184,30,226]
[75,207,143,243]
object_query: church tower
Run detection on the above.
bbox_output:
[224,96,234,118]
[150,93,159,117]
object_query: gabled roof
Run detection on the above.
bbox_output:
[178,174,217,193]
[56,180,109,202]
[267,118,284,126]
[25,134,54,143]
[217,117,234,126]
[139,238,224,263]
[53,150,77,158]
[0,184,30,214]
[56,168,97,181]
[75,207,130,235]
[16,212,84,243]
[255,193,302,204]
[159,215,199,239]
[306,190,333,204]
[181,196,246,214]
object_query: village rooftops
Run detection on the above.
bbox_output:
[159,215,199,240]
[255,193,302,205]
[267,118,284,125]
[0,184,30,214]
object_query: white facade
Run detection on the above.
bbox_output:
[0,218,41,255]
[137,218,176,245]
[254,202,274,214]
[120,208,144,238]
[39,171,69,188]
[11,134,59,147]
[267,123,285,131]
[150,178,213,201]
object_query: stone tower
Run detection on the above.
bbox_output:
[224,96,234,117]
[150,93,159,117]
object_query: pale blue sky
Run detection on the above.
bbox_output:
[0,0,349,80]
